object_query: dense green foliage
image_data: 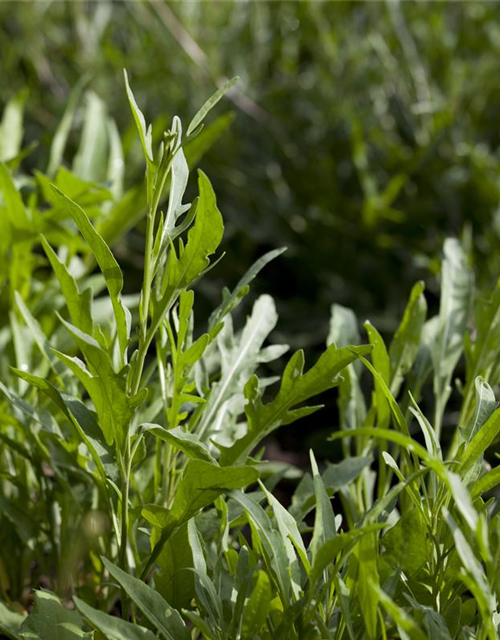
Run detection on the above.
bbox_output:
[3,2,500,336]
[1,72,500,639]
[3,3,500,638]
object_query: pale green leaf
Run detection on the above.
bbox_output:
[187,77,239,137]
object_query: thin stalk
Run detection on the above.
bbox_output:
[119,436,133,619]
[119,440,131,571]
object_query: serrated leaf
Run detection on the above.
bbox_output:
[149,171,223,342]
[197,294,283,442]
[220,344,372,465]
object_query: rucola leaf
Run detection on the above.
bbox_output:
[433,239,474,435]
[102,558,190,640]
[328,304,366,430]
[20,590,90,640]
[148,170,223,343]
[74,596,157,640]
[208,247,286,330]
[388,280,427,395]
[0,601,24,640]
[187,76,239,137]
[123,69,154,165]
[40,236,94,337]
[0,90,26,163]
[49,185,130,363]
[220,344,372,465]
[364,321,390,428]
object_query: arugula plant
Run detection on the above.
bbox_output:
[0,76,368,631]
[3,75,500,640]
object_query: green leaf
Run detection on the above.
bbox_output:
[444,511,496,638]
[149,170,223,343]
[72,91,108,183]
[328,304,360,348]
[157,142,189,251]
[160,460,259,532]
[240,570,272,639]
[123,70,153,164]
[231,490,297,603]
[220,344,372,465]
[0,601,24,640]
[102,558,190,640]
[47,75,89,176]
[447,472,479,532]
[389,281,427,395]
[20,590,90,640]
[208,247,286,329]
[471,464,500,499]
[309,524,385,587]
[356,532,379,640]
[197,294,285,442]
[49,185,130,362]
[459,406,500,478]
[144,424,216,463]
[10,368,114,483]
[328,304,365,430]
[154,523,195,610]
[143,461,259,577]
[187,77,239,137]
[260,480,310,577]
[74,596,157,640]
[433,239,474,435]
[382,509,428,576]
[357,355,409,436]
[323,456,373,490]
[0,90,26,163]
[460,377,497,445]
[463,275,500,423]
[374,584,427,640]
[14,292,65,376]
[0,161,30,229]
[364,321,390,428]
[309,450,336,565]
[40,236,94,336]
[51,321,133,448]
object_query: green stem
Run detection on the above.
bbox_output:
[119,439,132,571]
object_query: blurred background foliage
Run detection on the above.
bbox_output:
[2,0,500,344]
